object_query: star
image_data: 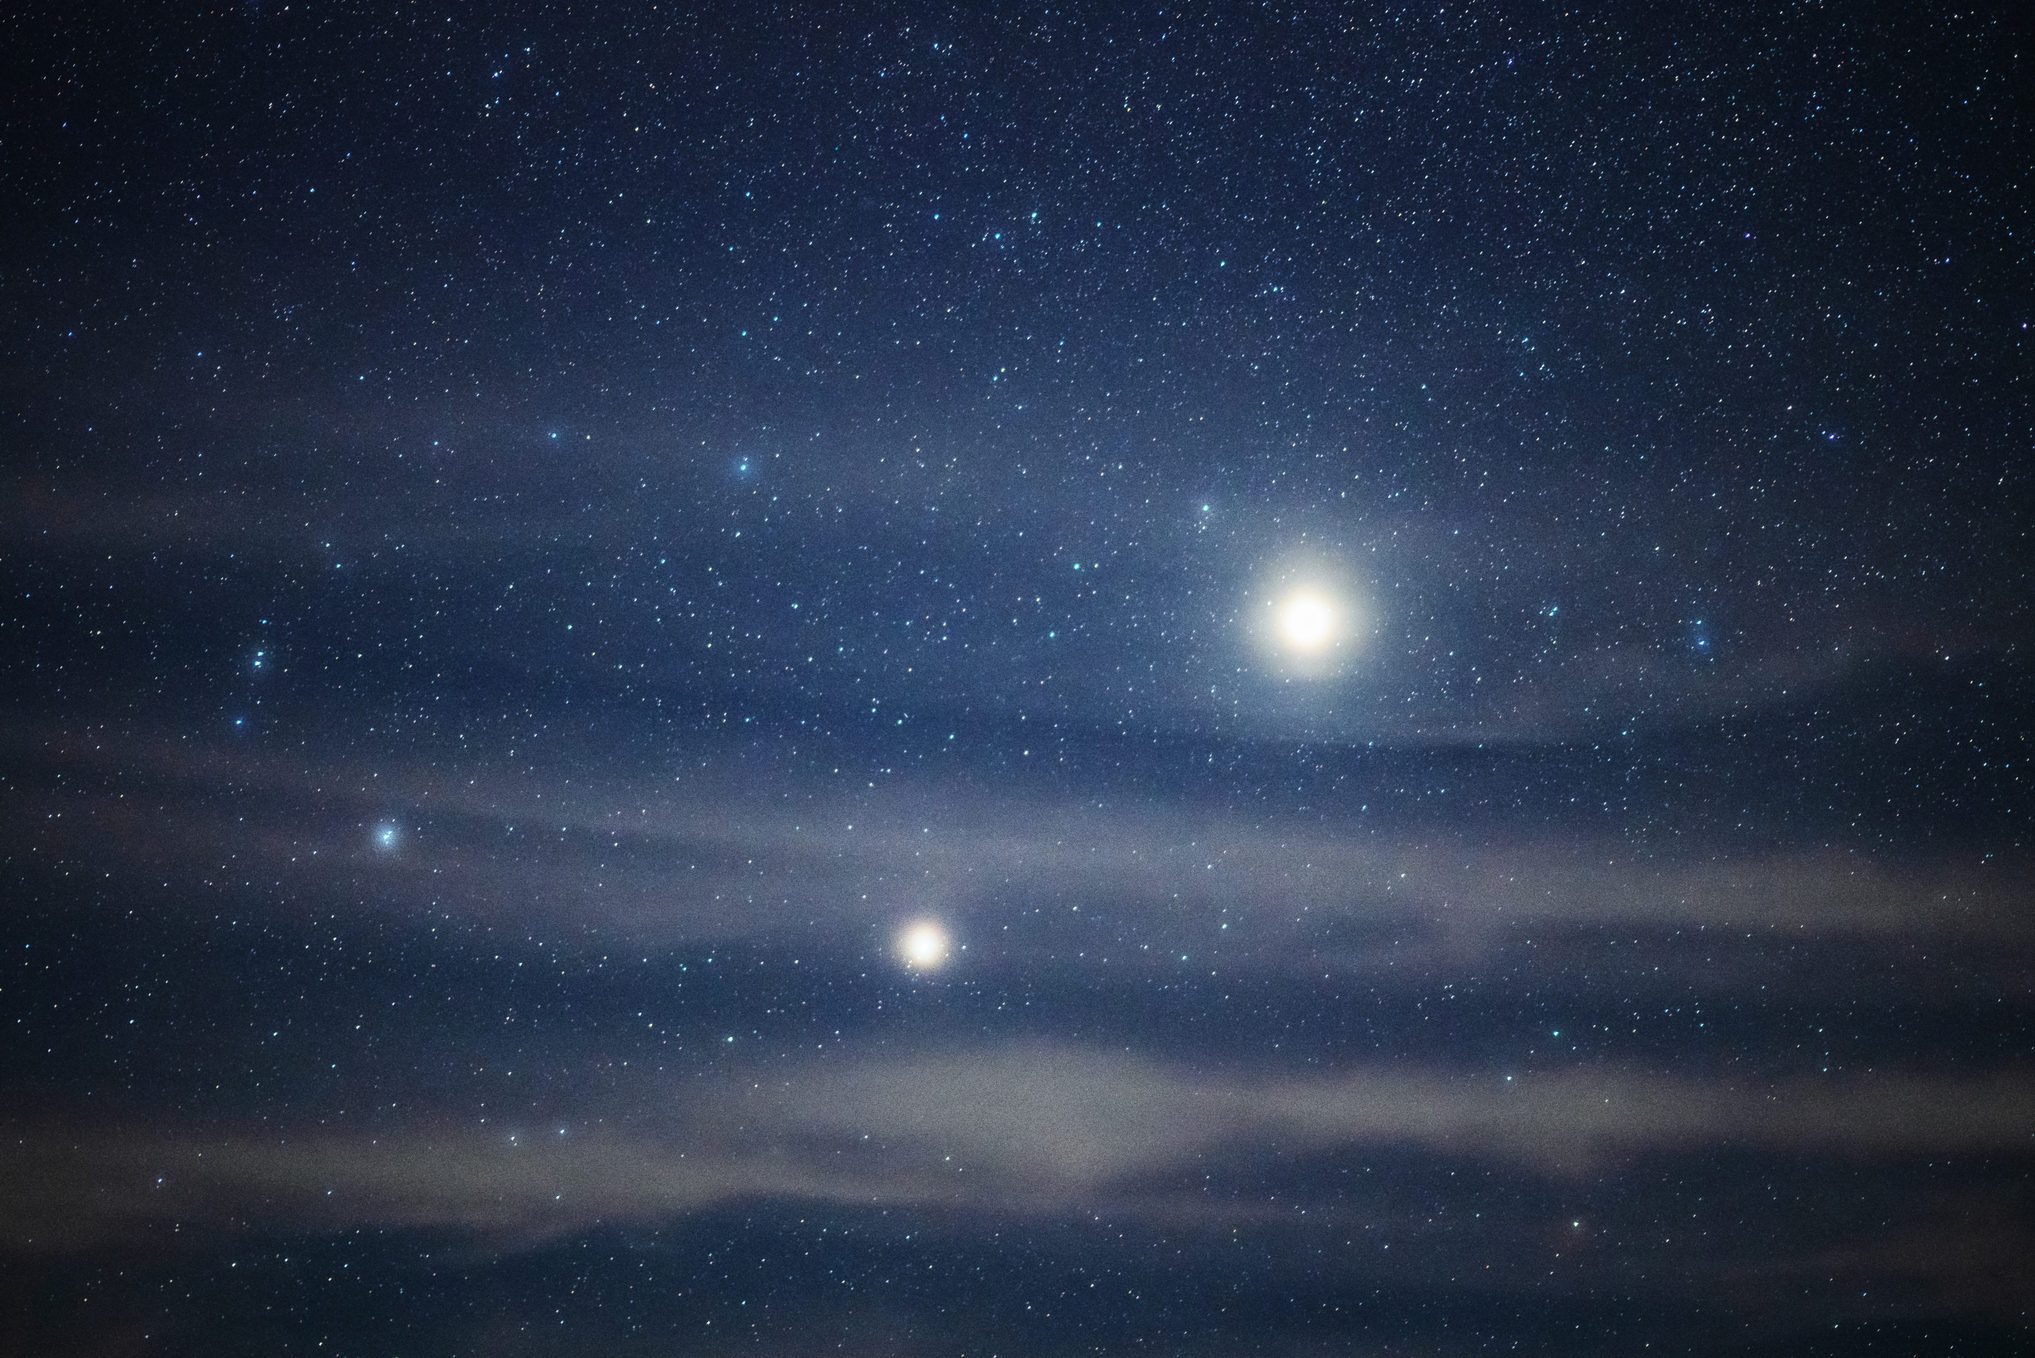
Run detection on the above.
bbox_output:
[1275,588,1339,654]
[898,920,951,969]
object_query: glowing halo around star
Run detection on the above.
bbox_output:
[897,920,952,970]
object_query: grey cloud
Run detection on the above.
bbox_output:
[7,1045,2031,1252]
[12,716,2029,954]
[746,1044,2035,1180]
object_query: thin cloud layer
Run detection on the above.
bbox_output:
[10,1046,2031,1252]
[12,716,2028,954]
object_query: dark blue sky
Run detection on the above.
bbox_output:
[4,2,2031,1353]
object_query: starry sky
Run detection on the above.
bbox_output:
[4,2,2033,1354]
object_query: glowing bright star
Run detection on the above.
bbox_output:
[898,920,951,969]
[373,823,400,851]
[1275,589,1339,654]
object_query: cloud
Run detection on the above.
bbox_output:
[7,1045,2030,1253]
[11,716,2029,956]
[743,1045,2035,1179]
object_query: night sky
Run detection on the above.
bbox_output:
[4,3,2033,1354]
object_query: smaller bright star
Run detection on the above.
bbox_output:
[898,920,951,969]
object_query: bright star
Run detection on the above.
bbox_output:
[1275,589,1339,654]
[1250,563,1369,677]
[898,920,951,969]
[373,823,400,851]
